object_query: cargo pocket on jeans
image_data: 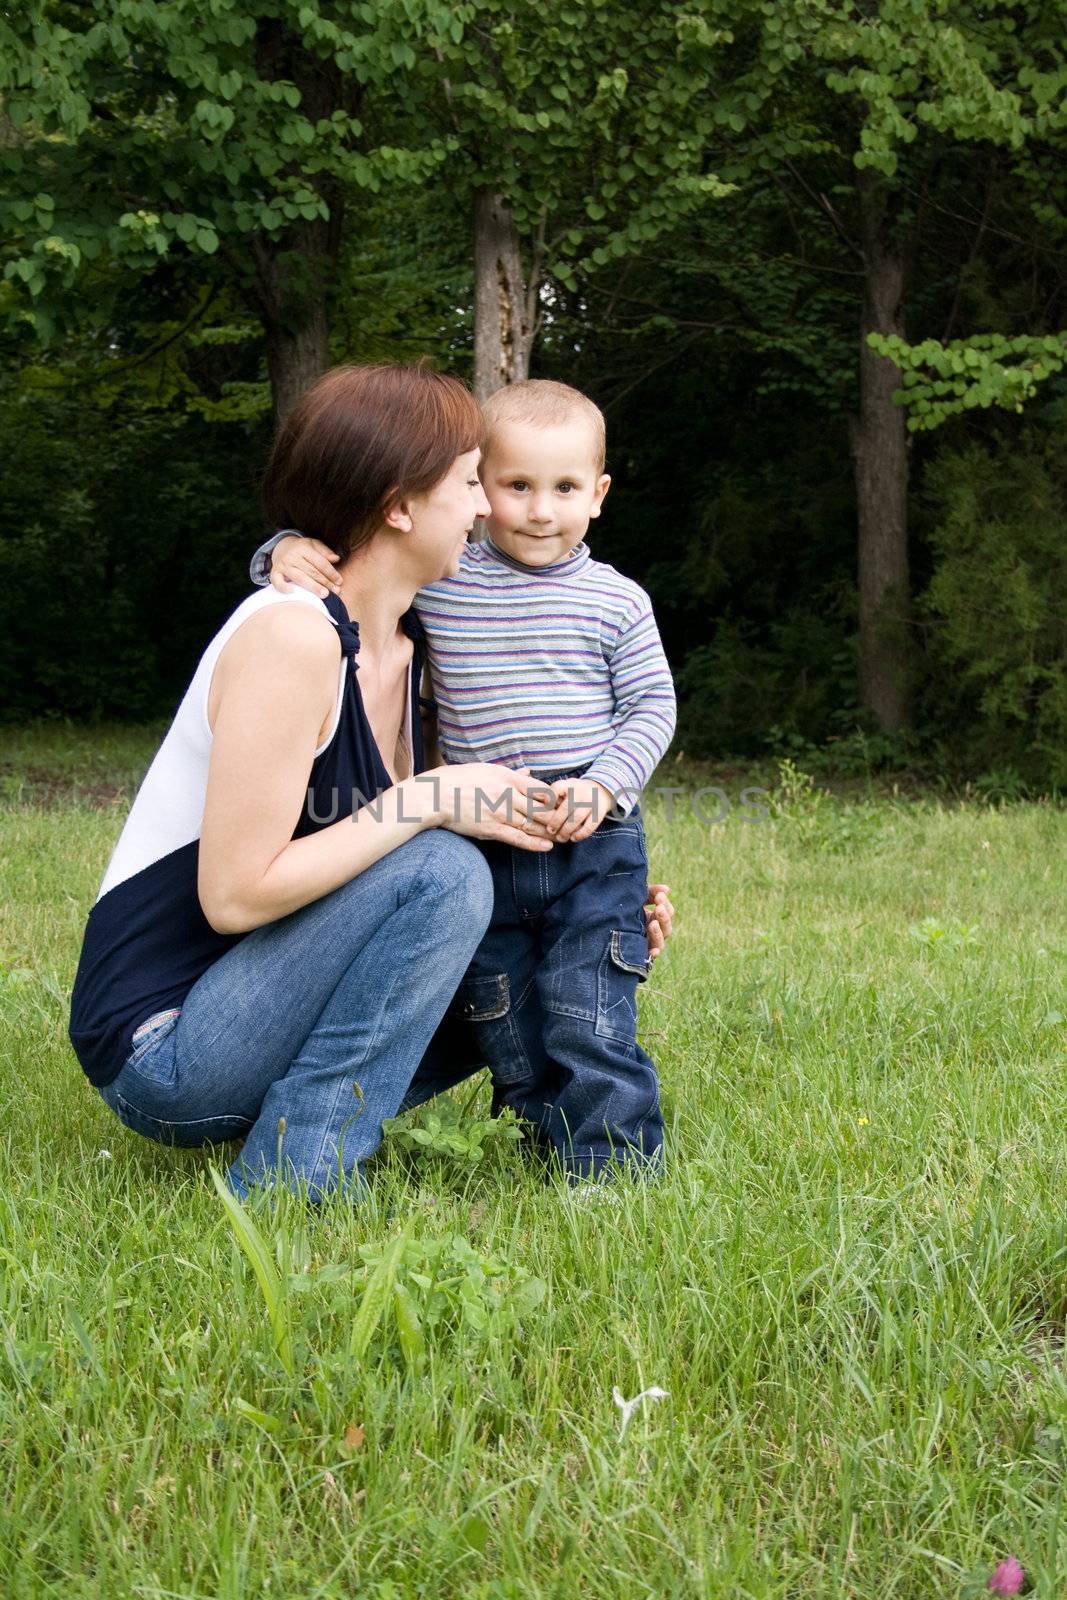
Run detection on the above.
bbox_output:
[452,974,509,1023]
[451,973,529,1085]
[595,931,651,1043]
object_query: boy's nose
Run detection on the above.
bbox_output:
[528,499,553,523]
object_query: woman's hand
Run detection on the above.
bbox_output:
[644,883,674,961]
[425,764,556,853]
[270,535,341,599]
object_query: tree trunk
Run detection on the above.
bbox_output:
[852,171,911,733]
[263,306,330,428]
[256,218,334,428]
[251,22,348,428]
[472,189,535,403]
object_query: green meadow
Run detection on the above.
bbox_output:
[1,725,1065,1599]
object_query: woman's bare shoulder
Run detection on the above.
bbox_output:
[208,595,340,733]
[225,594,340,668]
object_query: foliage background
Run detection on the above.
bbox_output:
[2,1,1067,789]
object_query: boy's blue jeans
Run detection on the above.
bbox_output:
[96,831,495,1203]
[454,807,663,1181]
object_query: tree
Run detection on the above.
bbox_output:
[405,0,733,399]
[0,0,467,422]
[684,0,1033,731]
[867,9,1067,435]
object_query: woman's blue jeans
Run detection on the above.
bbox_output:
[97,831,493,1202]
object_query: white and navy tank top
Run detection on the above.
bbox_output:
[69,586,426,1087]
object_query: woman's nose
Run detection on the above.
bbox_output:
[474,483,491,519]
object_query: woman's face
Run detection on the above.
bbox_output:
[405,449,490,582]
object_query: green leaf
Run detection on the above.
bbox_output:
[232,1397,285,1434]
[393,1283,425,1368]
[209,1168,293,1375]
[458,1514,490,1553]
[350,1227,409,1361]
[512,1276,547,1316]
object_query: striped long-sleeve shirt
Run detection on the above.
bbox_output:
[415,536,676,806]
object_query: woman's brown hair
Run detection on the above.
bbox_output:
[261,363,482,560]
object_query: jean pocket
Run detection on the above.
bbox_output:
[595,930,651,1043]
[124,1007,181,1083]
[451,974,509,1023]
[588,814,648,876]
[451,972,531,1086]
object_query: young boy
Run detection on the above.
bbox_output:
[252,380,676,1181]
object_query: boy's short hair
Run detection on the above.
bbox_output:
[481,379,606,472]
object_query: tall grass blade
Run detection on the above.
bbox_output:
[209,1166,294,1376]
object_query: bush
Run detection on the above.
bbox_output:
[919,428,1067,788]
[0,382,265,721]
[675,611,856,756]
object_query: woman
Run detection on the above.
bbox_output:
[69,364,671,1202]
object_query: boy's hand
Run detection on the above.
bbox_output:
[270,536,341,599]
[645,883,674,961]
[542,778,615,843]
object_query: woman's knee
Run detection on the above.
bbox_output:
[407,830,494,925]
[370,829,493,930]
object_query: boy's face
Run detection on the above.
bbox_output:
[479,418,610,569]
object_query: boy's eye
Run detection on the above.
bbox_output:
[510,480,529,492]
[557,482,575,493]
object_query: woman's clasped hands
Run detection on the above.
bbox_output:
[422,762,556,851]
[420,761,675,959]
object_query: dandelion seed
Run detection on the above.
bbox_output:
[612,1384,669,1440]
[988,1556,1024,1596]
[97,1149,113,1160]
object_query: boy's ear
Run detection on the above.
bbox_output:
[588,473,612,519]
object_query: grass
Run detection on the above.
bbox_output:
[1,723,1066,1599]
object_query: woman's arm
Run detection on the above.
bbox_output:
[246,543,678,953]
[199,606,550,934]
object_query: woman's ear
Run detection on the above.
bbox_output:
[382,491,413,534]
